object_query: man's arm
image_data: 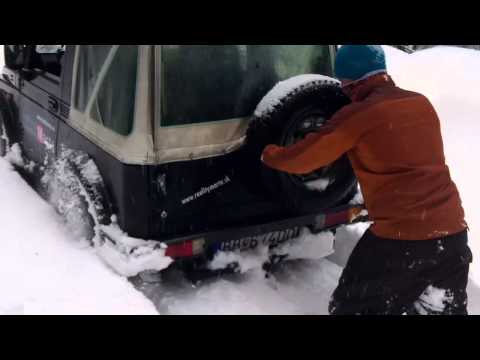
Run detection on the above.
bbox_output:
[261,108,360,175]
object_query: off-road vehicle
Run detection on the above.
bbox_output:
[0,45,366,276]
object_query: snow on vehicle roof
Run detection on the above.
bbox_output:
[254,74,340,118]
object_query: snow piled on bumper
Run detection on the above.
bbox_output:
[208,228,334,273]
[95,223,173,278]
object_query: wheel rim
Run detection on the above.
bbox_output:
[282,109,336,192]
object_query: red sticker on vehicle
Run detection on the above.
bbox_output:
[37,124,44,144]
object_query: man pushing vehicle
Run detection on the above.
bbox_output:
[262,45,472,315]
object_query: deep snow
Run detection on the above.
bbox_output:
[0,158,158,315]
[134,258,343,315]
[384,45,480,285]
[1,45,480,315]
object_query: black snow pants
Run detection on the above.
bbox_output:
[329,229,473,315]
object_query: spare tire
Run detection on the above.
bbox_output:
[244,77,357,215]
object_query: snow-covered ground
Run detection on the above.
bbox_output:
[134,259,343,315]
[1,45,479,315]
[0,158,158,315]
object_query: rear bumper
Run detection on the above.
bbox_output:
[162,204,369,259]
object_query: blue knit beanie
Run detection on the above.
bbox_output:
[334,45,387,81]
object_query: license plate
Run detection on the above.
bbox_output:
[219,227,301,252]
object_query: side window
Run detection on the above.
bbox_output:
[4,45,27,70]
[17,45,65,77]
[34,45,65,77]
[90,45,139,136]
[74,45,113,112]
[6,45,66,77]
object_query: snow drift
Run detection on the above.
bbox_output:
[0,156,158,315]
[383,45,480,285]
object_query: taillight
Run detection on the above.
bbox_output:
[348,207,368,222]
[165,238,205,258]
[324,207,367,228]
[324,210,350,227]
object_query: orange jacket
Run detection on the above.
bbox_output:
[262,74,467,240]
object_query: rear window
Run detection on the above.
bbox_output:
[160,45,332,127]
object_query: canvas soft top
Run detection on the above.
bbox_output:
[68,45,335,165]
